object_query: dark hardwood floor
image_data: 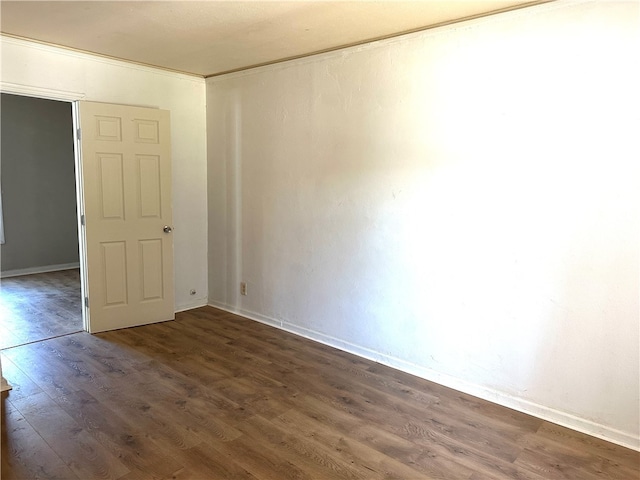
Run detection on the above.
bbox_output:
[1,306,638,479]
[0,269,83,349]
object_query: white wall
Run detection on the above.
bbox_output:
[1,36,208,311]
[208,0,639,449]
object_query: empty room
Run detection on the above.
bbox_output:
[0,93,83,350]
[1,1,638,479]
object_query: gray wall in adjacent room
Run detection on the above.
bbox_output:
[0,93,78,273]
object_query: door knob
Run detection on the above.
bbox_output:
[163,225,173,233]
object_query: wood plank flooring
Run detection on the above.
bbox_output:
[2,306,638,479]
[0,269,83,349]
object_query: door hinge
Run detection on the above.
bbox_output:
[84,297,89,308]
[81,214,85,226]
[77,128,82,140]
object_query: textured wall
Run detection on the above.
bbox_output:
[208,0,640,449]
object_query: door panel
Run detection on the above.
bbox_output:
[79,101,174,333]
[98,153,125,219]
[138,155,162,218]
[102,241,128,306]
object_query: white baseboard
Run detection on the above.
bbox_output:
[208,301,639,452]
[175,297,208,313]
[1,262,80,278]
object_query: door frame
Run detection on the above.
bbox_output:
[72,101,89,331]
[0,84,89,331]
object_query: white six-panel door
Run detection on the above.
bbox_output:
[79,101,174,333]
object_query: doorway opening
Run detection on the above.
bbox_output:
[0,93,85,349]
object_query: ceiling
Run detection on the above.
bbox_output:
[0,1,544,78]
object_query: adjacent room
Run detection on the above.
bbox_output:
[0,93,82,349]
[1,0,638,478]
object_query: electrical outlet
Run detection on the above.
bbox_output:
[240,282,248,296]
